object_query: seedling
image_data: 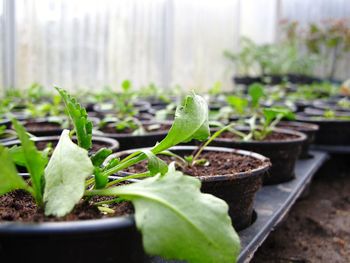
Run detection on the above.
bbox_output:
[0,88,240,263]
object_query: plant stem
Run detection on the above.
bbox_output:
[105,171,151,188]
[191,123,235,165]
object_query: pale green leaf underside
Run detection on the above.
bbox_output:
[96,164,240,263]
[152,93,210,154]
[44,130,93,217]
[0,145,30,196]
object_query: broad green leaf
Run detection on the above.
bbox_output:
[152,93,210,154]
[55,87,93,150]
[12,119,47,205]
[121,80,132,92]
[248,83,264,108]
[263,107,295,125]
[44,130,93,217]
[9,145,51,167]
[91,164,240,263]
[141,149,168,176]
[0,145,31,196]
[226,96,248,115]
[91,148,112,167]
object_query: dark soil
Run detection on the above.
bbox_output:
[219,131,300,142]
[0,190,133,223]
[100,123,171,134]
[24,121,62,132]
[252,154,350,263]
[125,151,266,177]
[35,140,111,152]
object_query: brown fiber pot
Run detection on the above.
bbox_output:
[112,146,271,230]
[211,128,306,185]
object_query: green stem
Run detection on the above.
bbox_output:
[101,153,146,178]
[192,123,235,165]
[105,171,151,188]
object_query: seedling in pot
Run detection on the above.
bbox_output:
[0,88,240,263]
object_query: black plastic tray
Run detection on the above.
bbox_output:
[150,151,328,263]
[237,150,328,262]
[311,144,350,154]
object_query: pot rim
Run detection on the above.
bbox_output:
[277,121,319,131]
[296,112,350,123]
[0,216,135,234]
[1,135,120,152]
[213,127,307,145]
[111,145,271,182]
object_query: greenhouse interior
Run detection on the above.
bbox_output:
[1,0,350,262]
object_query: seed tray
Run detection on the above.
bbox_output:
[150,151,328,263]
[311,144,350,154]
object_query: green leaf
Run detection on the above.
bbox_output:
[226,96,248,115]
[121,80,132,92]
[44,130,94,217]
[248,83,264,108]
[55,87,93,150]
[263,107,295,125]
[90,164,240,263]
[0,145,31,196]
[12,118,47,205]
[141,149,168,176]
[91,148,112,167]
[152,93,210,154]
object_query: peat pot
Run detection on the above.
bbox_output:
[0,130,17,144]
[2,135,120,153]
[96,122,171,151]
[0,216,145,263]
[296,112,350,146]
[113,146,271,230]
[211,128,306,184]
[277,121,319,159]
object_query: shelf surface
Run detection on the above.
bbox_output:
[150,151,328,263]
[311,144,350,154]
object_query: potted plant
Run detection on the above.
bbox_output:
[0,88,240,263]
[112,127,271,230]
[96,118,171,150]
[211,108,306,184]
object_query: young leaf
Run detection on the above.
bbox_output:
[152,93,210,154]
[91,148,112,167]
[248,83,264,108]
[263,107,295,126]
[226,96,248,115]
[12,118,47,205]
[89,164,240,263]
[0,145,31,196]
[44,130,93,217]
[141,149,168,176]
[55,87,93,150]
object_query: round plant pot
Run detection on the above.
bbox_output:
[277,121,319,159]
[96,122,171,151]
[16,117,101,136]
[2,135,119,153]
[0,216,145,263]
[233,76,262,86]
[211,128,306,184]
[93,101,151,115]
[296,112,350,145]
[113,146,271,230]
[0,130,17,143]
[0,118,11,128]
[313,99,350,113]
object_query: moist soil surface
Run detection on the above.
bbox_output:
[35,140,112,152]
[0,190,133,223]
[125,151,267,177]
[219,131,300,142]
[100,123,171,134]
[252,154,350,263]
[24,121,62,132]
